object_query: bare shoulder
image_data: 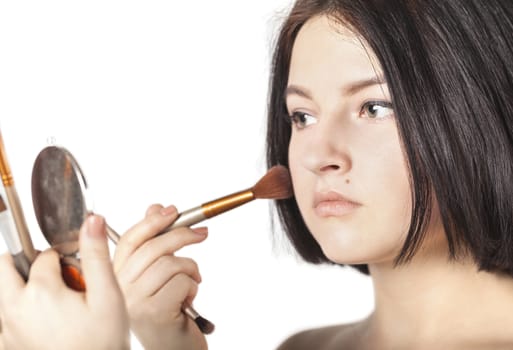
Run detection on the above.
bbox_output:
[276,322,362,350]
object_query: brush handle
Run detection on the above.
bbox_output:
[182,304,215,334]
[159,189,255,235]
[103,224,215,334]
[12,251,31,280]
[4,186,36,262]
[166,206,206,231]
[0,200,32,279]
[0,209,23,254]
[106,224,121,243]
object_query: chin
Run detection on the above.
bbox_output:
[319,243,366,265]
[318,238,398,266]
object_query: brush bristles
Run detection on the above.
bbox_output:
[252,165,293,200]
[194,316,216,334]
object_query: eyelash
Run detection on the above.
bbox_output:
[287,100,394,129]
[359,100,394,121]
[288,111,317,129]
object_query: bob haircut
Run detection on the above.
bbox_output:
[266,0,513,275]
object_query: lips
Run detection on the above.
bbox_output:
[313,191,361,217]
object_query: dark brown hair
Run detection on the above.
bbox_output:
[266,0,513,275]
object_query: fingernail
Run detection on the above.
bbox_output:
[160,205,177,216]
[193,227,208,235]
[85,215,106,238]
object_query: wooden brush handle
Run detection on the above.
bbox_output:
[4,186,36,262]
[161,189,255,234]
[12,252,31,281]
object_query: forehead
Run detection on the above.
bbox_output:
[289,15,382,83]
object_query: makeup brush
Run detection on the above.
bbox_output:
[183,305,215,335]
[160,164,293,233]
[157,165,292,333]
[0,194,32,279]
[0,130,36,263]
[108,165,292,335]
[106,225,216,335]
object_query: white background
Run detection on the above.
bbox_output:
[0,1,373,349]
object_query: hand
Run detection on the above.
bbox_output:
[113,204,208,350]
[0,215,130,350]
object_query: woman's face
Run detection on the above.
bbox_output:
[286,15,412,265]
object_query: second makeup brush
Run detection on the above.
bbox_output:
[0,194,32,279]
[0,130,36,263]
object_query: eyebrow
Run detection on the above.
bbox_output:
[285,75,386,100]
[344,75,386,95]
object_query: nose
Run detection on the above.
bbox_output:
[293,118,352,176]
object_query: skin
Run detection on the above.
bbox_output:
[278,14,513,350]
[286,16,412,266]
[113,204,208,350]
[0,215,130,350]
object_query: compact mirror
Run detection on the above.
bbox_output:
[31,146,120,256]
[32,146,90,255]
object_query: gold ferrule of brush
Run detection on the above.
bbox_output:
[0,130,36,262]
[202,188,255,218]
[0,133,14,186]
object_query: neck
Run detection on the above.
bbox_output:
[364,238,513,348]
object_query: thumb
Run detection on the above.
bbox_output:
[79,214,119,308]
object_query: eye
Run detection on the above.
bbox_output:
[289,111,318,129]
[359,101,394,120]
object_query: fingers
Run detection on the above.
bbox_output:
[145,203,165,216]
[117,226,207,284]
[0,253,25,307]
[113,204,179,271]
[125,256,201,301]
[79,215,120,308]
[130,272,199,323]
[27,249,65,292]
[153,273,199,314]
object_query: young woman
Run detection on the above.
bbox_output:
[266,0,513,348]
[113,0,513,349]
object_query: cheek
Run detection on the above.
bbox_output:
[287,131,301,166]
[373,147,411,212]
[288,135,305,191]
[288,135,314,218]
[355,143,413,255]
